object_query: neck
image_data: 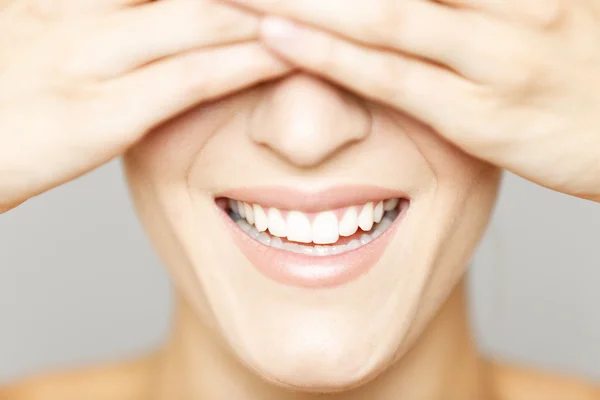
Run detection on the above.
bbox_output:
[152,278,487,400]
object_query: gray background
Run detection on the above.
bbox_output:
[0,160,599,384]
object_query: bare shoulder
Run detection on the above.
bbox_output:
[0,356,156,400]
[490,361,600,400]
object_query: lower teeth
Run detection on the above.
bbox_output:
[231,209,398,256]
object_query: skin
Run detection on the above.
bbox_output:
[1,0,600,399]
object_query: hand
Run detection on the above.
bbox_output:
[223,0,600,201]
[0,0,290,213]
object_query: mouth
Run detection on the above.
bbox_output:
[216,186,409,288]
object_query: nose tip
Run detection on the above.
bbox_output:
[249,74,372,168]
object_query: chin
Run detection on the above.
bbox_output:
[246,338,392,393]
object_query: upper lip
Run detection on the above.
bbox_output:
[215,185,409,213]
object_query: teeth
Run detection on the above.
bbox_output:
[286,211,312,243]
[384,198,399,211]
[339,207,359,237]
[378,216,393,231]
[237,201,246,218]
[314,246,330,256]
[270,236,283,249]
[257,232,271,245]
[374,201,384,224]
[300,246,315,256]
[244,203,255,225]
[360,234,372,245]
[230,198,401,251]
[237,219,252,233]
[267,208,287,238]
[253,204,269,232]
[312,211,339,245]
[347,240,361,250]
[249,227,261,239]
[235,215,396,256]
[229,199,239,215]
[358,202,374,231]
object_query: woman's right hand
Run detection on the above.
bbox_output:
[0,0,289,213]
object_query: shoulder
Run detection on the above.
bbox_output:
[0,356,155,400]
[489,361,600,400]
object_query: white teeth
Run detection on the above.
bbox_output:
[378,217,393,231]
[237,219,252,233]
[300,246,314,256]
[347,240,361,251]
[358,202,374,231]
[286,211,312,243]
[253,204,269,232]
[236,215,396,256]
[283,243,301,253]
[374,201,384,224]
[312,211,339,245]
[270,236,283,249]
[267,208,287,238]
[244,203,255,225]
[231,198,402,252]
[384,198,399,211]
[249,227,260,239]
[339,207,359,237]
[237,201,246,218]
[360,234,372,245]
[314,246,330,256]
[257,232,271,245]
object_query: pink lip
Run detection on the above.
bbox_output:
[216,185,408,212]
[215,186,408,288]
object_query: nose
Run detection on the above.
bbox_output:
[248,74,372,168]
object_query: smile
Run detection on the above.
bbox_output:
[216,186,409,288]
[229,198,401,254]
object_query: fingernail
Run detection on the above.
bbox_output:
[261,16,300,45]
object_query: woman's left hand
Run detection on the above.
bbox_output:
[221,0,600,201]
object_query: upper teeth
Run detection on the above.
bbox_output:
[229,198,399,245]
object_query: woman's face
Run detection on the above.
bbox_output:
[123,74,500,390]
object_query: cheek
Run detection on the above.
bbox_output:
[124,100,241,182]
[387,110,497,194]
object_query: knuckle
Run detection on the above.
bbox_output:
[44,23,98,80]
[361,1,401,43]
[21,0,57,22]
[527,0,565,28]
[377,56,420,103]
[309,35,340,73]
[202,1,258,39]
[182,0,210,24]
[77,89,135,145]
[499,45,544,93]
[56,88,99,137]
[53,38,84,77]
[472,26,544,91]
[174,52,210,96]
[46,81,119,142]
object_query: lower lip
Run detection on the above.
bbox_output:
[217,206,404,289]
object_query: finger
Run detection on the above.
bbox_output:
[435,0,564,27]
[222,0,527,83]
[23,0,152,17]
[60,0,260,79]
[1,43,289,210]
[88,43,291,149]
[224,0,460,60]
[257,18,479,142]
[72,0,151,11]
[263,12,545,87]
